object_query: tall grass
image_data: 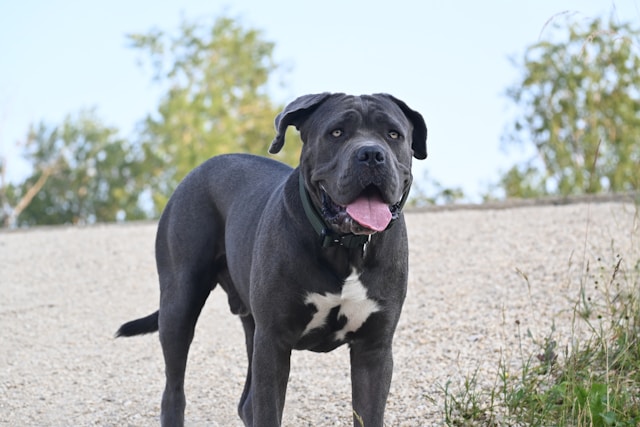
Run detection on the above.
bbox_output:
[443,204,640,426]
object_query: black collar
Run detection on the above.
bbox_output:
[298,172,408,249]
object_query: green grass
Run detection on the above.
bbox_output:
[442,206,640,426]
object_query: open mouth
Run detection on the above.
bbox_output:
[321,185,402,235]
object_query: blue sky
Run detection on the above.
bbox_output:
[1,0,638,200]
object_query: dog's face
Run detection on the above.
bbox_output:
[270,93,427,235]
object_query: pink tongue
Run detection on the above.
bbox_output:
[346,194,392,232]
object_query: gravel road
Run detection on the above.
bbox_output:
[1,201,638,426]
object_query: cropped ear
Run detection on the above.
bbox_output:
[269,93,333,154]
[376,94,428,160]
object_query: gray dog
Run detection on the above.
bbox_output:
[117,92,427,426]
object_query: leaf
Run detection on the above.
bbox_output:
[600,411,618,426]
[500,16,640,197]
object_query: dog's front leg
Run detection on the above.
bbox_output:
[249,329,292,426]
[349,342,393,427]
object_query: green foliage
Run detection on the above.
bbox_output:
[130,16,296,214]
[501,16,640,197]
[443,246,640,426]
[408,172,466,207]
[1,15,295,226]
[0,181,20,225]
[11,110,146,226]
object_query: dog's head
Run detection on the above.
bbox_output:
[270,93,427,235]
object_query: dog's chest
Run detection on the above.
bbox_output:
[301,271,380,342]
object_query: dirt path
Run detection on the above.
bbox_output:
[1,202,637,426]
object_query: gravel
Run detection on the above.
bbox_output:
[1,201,638,426]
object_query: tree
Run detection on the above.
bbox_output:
[500,15,640,197]
[130,16,296,214]
[407,171,465,207]
[7,110,146,226]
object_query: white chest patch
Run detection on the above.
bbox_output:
[302,271,380,341]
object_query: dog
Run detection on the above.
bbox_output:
[117,92,427,426]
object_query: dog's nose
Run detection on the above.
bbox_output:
[356,146,385,166]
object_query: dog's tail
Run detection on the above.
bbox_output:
[115,311,159,338]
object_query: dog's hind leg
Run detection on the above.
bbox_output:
[153,196,224,426]
[157,269,212,427]
[237,314,255,425]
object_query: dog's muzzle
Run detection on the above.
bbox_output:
[320,186,403,235]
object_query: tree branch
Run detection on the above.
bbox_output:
[3,165,55,228]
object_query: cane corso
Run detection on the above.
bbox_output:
[117,92,427,426]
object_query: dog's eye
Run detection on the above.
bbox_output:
[331,129,343,138]
[388,130,401,140]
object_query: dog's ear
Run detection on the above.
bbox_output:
[269,93,333,154]
[377,94,428,160]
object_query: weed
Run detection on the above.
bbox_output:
[441,204,640,426]
[353,409,364,427]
